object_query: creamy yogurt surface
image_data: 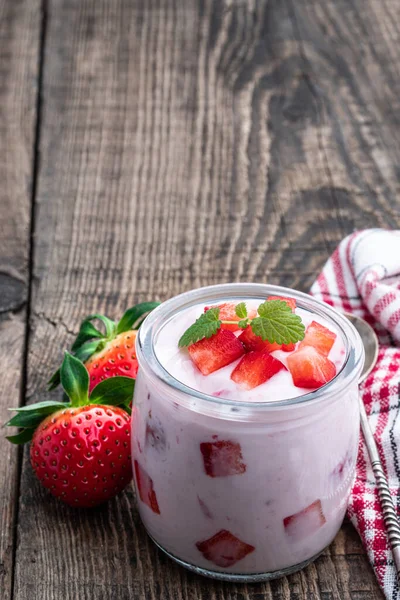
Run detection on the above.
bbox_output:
[154,299,346,403]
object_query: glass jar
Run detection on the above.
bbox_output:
[132,284,364,582]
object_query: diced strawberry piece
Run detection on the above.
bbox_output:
[282,342,295,352]
[200,440,246,477]
[134,460,160,514]
[231,351,286,390]
[268,295,296,311]
[204,302,256,332]
[299,320,336,356]
[145,416,166,453]
[188,329,244,375]
[283,500,326,541]
[196,529,255,567]
[287,346,336,389]
[238,326,282,353]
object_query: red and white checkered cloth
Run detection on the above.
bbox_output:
[311,229,400,599]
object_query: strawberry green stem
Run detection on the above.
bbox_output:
[60,352,90,407]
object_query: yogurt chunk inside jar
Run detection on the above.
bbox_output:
[132,284,364,582]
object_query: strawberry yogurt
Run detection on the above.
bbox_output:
[132,284,364,581]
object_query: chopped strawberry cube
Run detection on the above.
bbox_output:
[200,440,246,477]
[283,500,326,541]
[282,342,295,352]
[268,295,296,311]
[238,326,282,353]
[231,351,286,390]
[188,329,244,375]
[134,460,160,514]
[196,529,255,567]
[204,302,256,332]
[145,416,166,453]
[299,320,336,356]
[287,346,336,389]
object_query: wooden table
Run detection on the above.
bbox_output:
[2,0,399,598]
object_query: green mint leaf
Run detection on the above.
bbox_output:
[178,308,221,347]
[251,300,305,344]
[235,302,247,319]
[60,352,89,407]
[90,376,135,407]
[6,428,36,445]
[116,302,160,334]
[238,319,249,329]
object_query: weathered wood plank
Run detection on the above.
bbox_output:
[0,0,40,598]
[14,0,400,598]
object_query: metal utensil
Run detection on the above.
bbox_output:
[344,312,400,577]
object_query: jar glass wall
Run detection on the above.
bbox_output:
[132,284,364,582]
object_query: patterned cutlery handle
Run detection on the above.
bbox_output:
[360,398,400,577]
[371,460,400,573]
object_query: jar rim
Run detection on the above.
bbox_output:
[137,283,365,410]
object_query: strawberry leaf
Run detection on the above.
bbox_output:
[90,376,134,408]
[60,352,89,407]
[116,302,160,335]
[7,400,68,429]
[178,308,221,347]
[12,400,68,413]
[7,410,53,429]
[47,369,61,391]
[79,314,116,340]
[74,340,104,362]
[235,302,247,319]
[251,300,305,344]
[6,428,36,445]
[71,320,103,352]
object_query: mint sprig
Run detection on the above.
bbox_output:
[178,299,305,347]
[178,307,221,347]
[235,303,247,319]
[251,300,304,344]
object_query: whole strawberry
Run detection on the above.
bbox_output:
[48,302,159,393]
[7,353,135,507]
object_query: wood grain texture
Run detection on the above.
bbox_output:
[0,1,40,598]
[13,0,400,598]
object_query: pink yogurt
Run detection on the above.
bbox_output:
[132,284,364,581]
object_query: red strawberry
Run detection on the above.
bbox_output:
[238,326,282,353]
[85,330,138,393]
[204,302,256,332]
[188,329,244,375]
[48,302,159,393]
[231,351,286,390]
[196,529,255,567]
[200,440,246,477]
[268,295,296,311]
[7,353,135,507]
[287,346,336,389]
[282,342,295,352]
[134,460,160,514]
[299,320,336,356]
[283,500,326,541]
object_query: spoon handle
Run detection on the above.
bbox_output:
[359,398,400,577]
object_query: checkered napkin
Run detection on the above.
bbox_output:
[311,229,400,599]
